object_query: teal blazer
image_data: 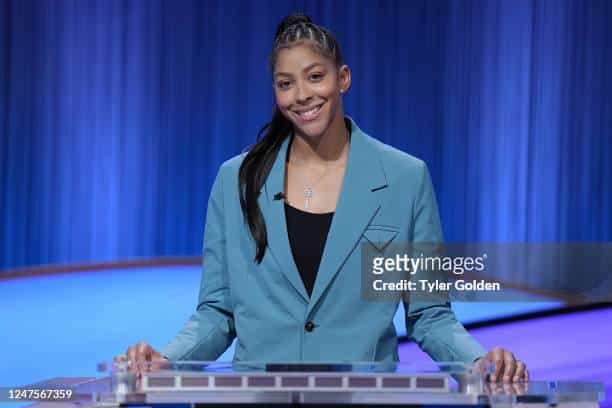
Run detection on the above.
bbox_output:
[162,118,486,363]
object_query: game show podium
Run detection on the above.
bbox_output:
[25,361,604,407]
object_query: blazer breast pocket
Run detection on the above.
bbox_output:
[362,225,399,252]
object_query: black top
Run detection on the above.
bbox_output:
[284,203,334,297]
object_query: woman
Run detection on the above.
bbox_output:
[118,13,528,384]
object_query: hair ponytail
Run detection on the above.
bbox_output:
[239,109,291,263]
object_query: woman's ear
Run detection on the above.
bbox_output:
[338,64,351,94]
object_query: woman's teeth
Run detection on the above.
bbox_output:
[297,104,321,117]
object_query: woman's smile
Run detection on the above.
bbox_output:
[292,102,325,122]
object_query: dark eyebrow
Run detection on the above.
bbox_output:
[274,62,326,78]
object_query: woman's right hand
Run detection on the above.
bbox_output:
[114,342,168,378]
[114,341,168,363]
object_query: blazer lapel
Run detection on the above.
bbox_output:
[307,119,388,316]
[258,135,310,303]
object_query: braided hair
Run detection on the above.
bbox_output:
[238,13,345,263]
[271,13,343,69]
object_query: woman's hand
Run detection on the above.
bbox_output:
[114,341,167,363]
[114,342,168,377]
[475,347,528,383]
[114,342,168,378]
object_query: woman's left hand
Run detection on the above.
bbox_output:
[474,347,529,383]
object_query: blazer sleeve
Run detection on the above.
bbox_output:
[403,163,486,363]
[161,167,236,360]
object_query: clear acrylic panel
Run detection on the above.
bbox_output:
[89,360,604,406]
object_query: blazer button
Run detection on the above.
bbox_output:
[304,321,315,332]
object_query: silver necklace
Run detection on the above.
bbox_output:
[289,130,350,210]
[288,160,333,210]
[301,163,331,210]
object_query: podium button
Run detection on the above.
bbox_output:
[304,321,315,332]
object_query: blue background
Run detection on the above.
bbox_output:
[1,2,611,406]
[2,0,611,270]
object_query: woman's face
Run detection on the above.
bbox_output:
[273,42,350,140]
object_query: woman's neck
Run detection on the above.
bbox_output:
[289,116,349,166]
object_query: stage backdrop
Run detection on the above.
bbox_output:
[1,0,611,270]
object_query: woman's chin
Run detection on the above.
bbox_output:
[293,119,330,140]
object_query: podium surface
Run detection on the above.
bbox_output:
[20,361,604,407]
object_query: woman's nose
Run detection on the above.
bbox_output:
[294,82,313,104]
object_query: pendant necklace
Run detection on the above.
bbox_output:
[301,164,330,210]
[290,130,349,210]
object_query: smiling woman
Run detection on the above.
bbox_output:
[274,42,350,214]
[273,44,349,139]
[116,12,528,384]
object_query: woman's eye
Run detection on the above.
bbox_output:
[309,73,324,81]
[277,81,291,90]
